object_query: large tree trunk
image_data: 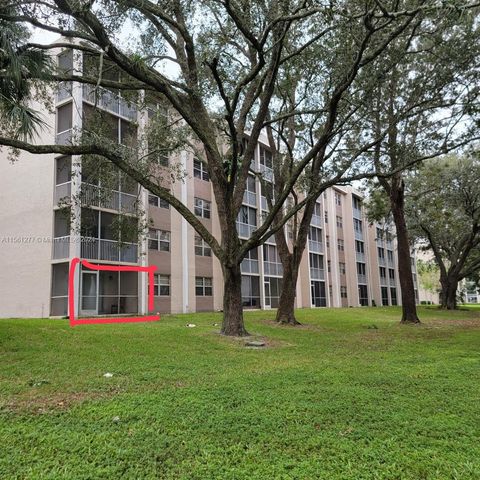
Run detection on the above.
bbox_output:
[390,181,420,324]
[440,275,458,310]
[276,259,301,325]
[221,262,249,336]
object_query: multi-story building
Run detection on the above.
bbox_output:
[0,48,418,318]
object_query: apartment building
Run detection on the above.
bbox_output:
[0,48,418,318]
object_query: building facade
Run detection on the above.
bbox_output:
[0,49,419,318]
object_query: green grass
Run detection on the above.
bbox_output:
[1,306,479,479]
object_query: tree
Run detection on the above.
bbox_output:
[407,156,480,309]
[350,5,480,323]
[0,1,477,334]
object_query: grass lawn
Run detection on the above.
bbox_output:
[1,306,479,479]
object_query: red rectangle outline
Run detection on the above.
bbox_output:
[68,257,160,326]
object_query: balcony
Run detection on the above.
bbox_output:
[260,196,269,212]
[259,164,273,182]
[83,84,137,121]
[81,183,137,214]
[52,236,71,259]
[354,229,364,241]
[236,221,256,239]
[264,261,283,276]
[353,206,362,219]
[243,190,257,207]
[81,237,138,263]
[380,277,388,286]
[55,182,72,205]
[357,274,368,284]
[56,81,72,103]
[311,215,321,227]
[310,268,325,280]
[378,257,386,266]
[356,251,366,263]
[56,129,72,145]
[241,258,259,274]
[308,239,323,254]
[389,277,396,286]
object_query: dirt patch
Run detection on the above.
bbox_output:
[207,331,295,349]
[424,318,480,329]
[0,390,110,415]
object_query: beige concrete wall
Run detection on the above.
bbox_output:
[0,103,56,317]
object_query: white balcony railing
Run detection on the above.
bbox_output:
[264,261,283,276]
[311,215,321,227]
[308,239,323,254]
[56,129,72,145]
[380,277,388,286]
[56,82,72,103]
[243,190,257,207]
[259,164,273,181]
[378,257,386,266]
[236,222,256,239]
[55,182,72,205]
[82,84,137,121]
[81,237,138,263]
[310,268,325,280]
[260,196,269,212]
[354,229,364,241]
[353,207,362,219]
[241,258,259,274]
[53,236,70,259]
[81,183,137,214]
[389,277,396,286]
[356,251,366,263]
[357,274,368,284]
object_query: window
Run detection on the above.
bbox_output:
[324,210,328,223]
[311,280,326,307]
[148,229,170,252]
[327,260,331,272]
[379,267,386,278]
[241,275,260,307]
[352,196,362,210]
[313,201,322,218]
[194,197,211,218]
[353,218,363,233]
[357,262,366,276]
[336,216,343,228]
[196,277,212,296]
[193,158,209,181]
[339,262,346,275]
[57,102,73,133]
[154,274,170,296]
[309,253,324,270]
[309,226,322,242]
[195,236,211,257]
[337,239,344,251]
[381,286,389,306]
[326,235,330,248]
[237,205,257,238]
[335,191,342,206]
[263,244,283,276]
[341,286,348,298]
[376,227,384,240]
[259,146,273,169]
[56,156,72,185]
[355,240,364,253]
[387,250,394,263]
[148,194,169,209]
[378,247,385,259]
[358,285,369,306]
[388,269,395,280]
[390,287,398,305]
